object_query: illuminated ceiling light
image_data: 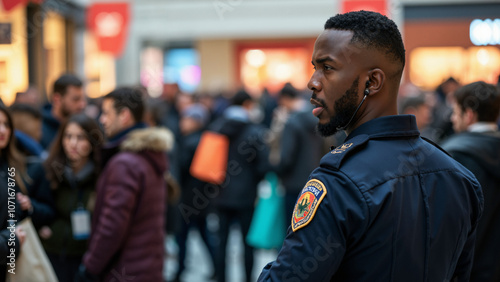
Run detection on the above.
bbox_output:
[476,48,490,65]
[245,49,266,67]
[273,63,293,81]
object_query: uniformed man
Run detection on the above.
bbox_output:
[258,11,483,282]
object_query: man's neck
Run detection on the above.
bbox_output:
[51,106,63,122]
[108,122,145,143]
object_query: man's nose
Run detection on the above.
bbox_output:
[307,72,321,92]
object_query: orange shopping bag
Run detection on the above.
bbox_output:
[190,131,229,185]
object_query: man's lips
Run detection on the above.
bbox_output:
[310,98,324,117]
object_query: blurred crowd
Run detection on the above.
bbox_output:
[1,72,500,282]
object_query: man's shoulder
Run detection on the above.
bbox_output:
[103,151,145,173]
[319,134,371,171]
[442,131,500,153]
[319,134,469,189]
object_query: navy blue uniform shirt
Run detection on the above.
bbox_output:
[258,115,483,282]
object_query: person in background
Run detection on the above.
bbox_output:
[426,77,461,142]
[40,114,102,282]
[41,74,86,149]
[259,11,482,281]
[441,81,500,282]
[9,103,45,158]
[210,90,270,282]
[173,103,216,282]
[0,104,26,282]
[9,103,54,230]
[77,87,173,282]
[399,95,432,131]
[272,83,324,222]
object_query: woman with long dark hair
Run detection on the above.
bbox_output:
[0,104,26,282]
[41,113,103,282]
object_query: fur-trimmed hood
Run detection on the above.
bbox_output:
[120,127,174,152]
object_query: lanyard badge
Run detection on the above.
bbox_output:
[71,205,91,240]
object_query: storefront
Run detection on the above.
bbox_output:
[0,4,29,105]
[0,0,87,105]
[403,2,500,90]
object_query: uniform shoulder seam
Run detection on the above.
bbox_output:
[335,169,371,235]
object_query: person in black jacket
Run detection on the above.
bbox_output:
[174,103,216,281]
[41,74,86,149]
[441,81,500,282]
[9,103,54,230]
[273,83,325,222]
[210,90,270,282]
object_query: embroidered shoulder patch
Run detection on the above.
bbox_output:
[291,179,327,232]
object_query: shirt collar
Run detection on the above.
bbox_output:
[346,115,420,141]
[467,122,498,133]
[107,122,148,143]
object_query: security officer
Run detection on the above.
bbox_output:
[258,11,483,282]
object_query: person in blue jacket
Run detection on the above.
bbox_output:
[258,11,483,282]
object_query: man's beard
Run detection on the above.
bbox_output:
[315,77,360,137]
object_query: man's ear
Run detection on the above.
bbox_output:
[464,108,478,125]
[52,93,61,105]
[118,107,134,127]
[365,68,385,96]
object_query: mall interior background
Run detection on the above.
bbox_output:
[0,0,499,104]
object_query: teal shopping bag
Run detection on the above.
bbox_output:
[246,172,286,249]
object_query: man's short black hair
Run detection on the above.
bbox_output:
[53,74,83,97]
[454,81,500,122]
[9,103,42,120]
[324,11,405,73]
[232,90,253,106]
[104,87,144,123]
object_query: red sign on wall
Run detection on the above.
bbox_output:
[1,0,43,12]
[342,0,387,16]
[87,2,130,57]
[1,0,24,11]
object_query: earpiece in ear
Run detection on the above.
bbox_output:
[364,80,370,95]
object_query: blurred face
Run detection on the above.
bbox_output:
[176,93,194,113]
[100,98,122,138]
[12,112,42,142]
[0,111,11,149]
[308,29,364,137]
[60,85,87,118]
[278,96,294,111]
[180,117,201,136]
[63,123,91,163]
[450,102,469,133]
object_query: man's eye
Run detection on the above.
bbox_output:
[324,65,333,70]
